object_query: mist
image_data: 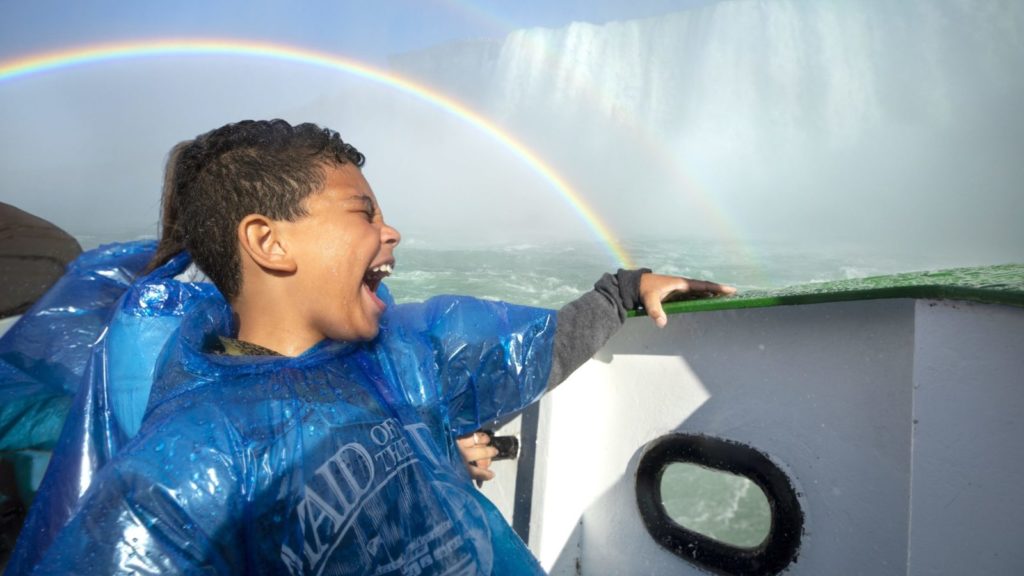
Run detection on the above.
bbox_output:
[390,0,1024,267]
[1,0,1022,276]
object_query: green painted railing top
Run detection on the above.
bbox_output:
[640,264,1024,317]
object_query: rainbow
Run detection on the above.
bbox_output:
[0,38,635,268]
[431,13,764,282]
[425,0,765,282]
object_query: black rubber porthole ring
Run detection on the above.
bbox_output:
[635,434,803,576]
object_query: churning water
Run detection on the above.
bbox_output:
[77,232,929,309]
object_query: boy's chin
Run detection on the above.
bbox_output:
[329,321,380,343]
[354,324,381,342]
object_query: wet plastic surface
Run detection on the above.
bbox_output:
[0,243,154,453]
[11,243,555,575]
[4,246,218,574]
[0,242,161,475]
[0,242,156,570]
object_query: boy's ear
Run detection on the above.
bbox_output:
[237,214,297,273]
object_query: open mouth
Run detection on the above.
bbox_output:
[363,262,394,293]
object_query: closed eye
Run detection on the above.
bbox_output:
[360,207,376,221]
[349,195,377,221]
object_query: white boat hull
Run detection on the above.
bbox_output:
[483,297,1024,575]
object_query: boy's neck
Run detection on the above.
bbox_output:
[231,291,323,357]
[217,336,283,357]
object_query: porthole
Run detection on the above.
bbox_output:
[661,461,773,548]
[636,434,803,576]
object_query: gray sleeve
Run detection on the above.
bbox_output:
[547,268,650,389]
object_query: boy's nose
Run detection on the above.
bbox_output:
[381,223,401,247]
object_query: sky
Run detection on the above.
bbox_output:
[1,0,718,62]
[1,0,1021,271]
[0,0,718,242]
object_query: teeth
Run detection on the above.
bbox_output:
[370,263,393,275]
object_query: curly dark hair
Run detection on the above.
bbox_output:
[149,119,365,299]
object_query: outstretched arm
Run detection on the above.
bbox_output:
[428,271,732,436]
[547,270,734,389]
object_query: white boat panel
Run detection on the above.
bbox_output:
[489,295,1024,575]
[907,300,1024,576]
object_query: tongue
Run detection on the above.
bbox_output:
[365,282,387,312]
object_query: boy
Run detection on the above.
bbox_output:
[31,120,733,575]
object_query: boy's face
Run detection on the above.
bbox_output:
[283,162,400,343]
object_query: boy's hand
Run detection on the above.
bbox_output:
[458,431,498,486]
[639,273,736,328]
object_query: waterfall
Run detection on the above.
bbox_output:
[392,0,1024,264]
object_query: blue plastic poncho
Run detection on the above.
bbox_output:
[0,242,155,454]
[1,242,155,548]
[6,246,219,574]
[1,241,155,570]
[28,262,556,574]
